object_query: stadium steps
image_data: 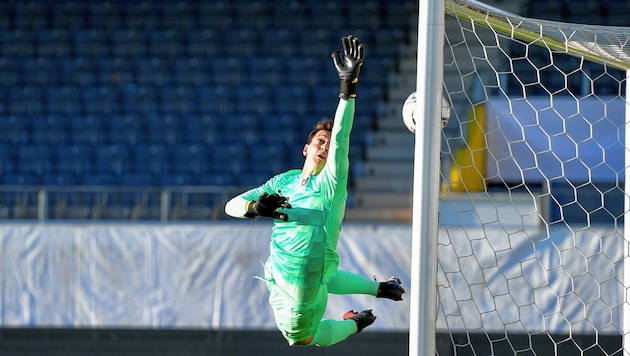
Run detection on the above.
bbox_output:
[348,0,527,222]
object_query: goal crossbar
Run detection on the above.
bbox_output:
[446,0,630,71]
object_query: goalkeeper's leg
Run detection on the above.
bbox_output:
[327,269,405,301]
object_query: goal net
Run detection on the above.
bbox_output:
[432,0,630,354]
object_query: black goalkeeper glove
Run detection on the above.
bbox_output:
[245,192,291,222]
[331,34,365,100]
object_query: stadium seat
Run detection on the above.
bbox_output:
[159,173,198,186]
[185,29,223,57]
[55,144,94,176]
[46,86,81,116]
[15,145,52,176]
[119,86,159,117]
[135,57,170,87]
[133,144,170,175]
[108,115,143,145]
[246,57,281,85]
[110,29,146,57]
[147,29,183,57]
[31,115,71,145]
[0,30,35,57]
[72,29,109,57]
[211,144,247,174]
[8,86,44,116]
[198,85,234,115]
[144,114,182,144]
[81,86,117,116]
[0,57,20,87]
[172,57,208,87]
[171,143,209,175]
[159,86,197,117]
[182,115,221,144]
[95,57,134,86]
[21,57,54,86]
[70,115,106,145]
[94,144,131,176]
[35,29,70,58]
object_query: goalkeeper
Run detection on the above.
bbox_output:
[225,35,404,347]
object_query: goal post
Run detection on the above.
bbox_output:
[412,0,630,354]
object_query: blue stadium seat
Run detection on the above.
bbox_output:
[119,172,157,186]
[86,1,123,29]
[95,57,134,86]
[0,57,20,87]
[259,29,296,56]
[108,115,143,144]
[55,144,94,175]
[198,85,234,115]
[94,144,130,176]
[211,144,246,174]
[182,115,221,144]
[0,145,14,176]
[197,1,233,29]
[159,173,198,186]
[16,145,52,176]
[0,30,35,57]
[171,143,209,175]
[273,87,308,115]
[160,1,196,29]
[247,57,280,85]
[120,86,159,116]
[8,86,44,116]
[72,29,109,57]
[223,29,258,57]
[70,115,106,145]
[197,172,235,186]
[186,29,223,57]
[42,173,78,186]
[36,29,70,58]
[3,173,40,186]
[31,115,71,145]
[209,57,244,86]
[81,86,117,116]
[0,116,29,145]
[144,114,182,144]
[46,86,81,116]
[172,57,208,87]
[234,86,270,115]
[110,29,146,57]
[58,57,97,86]
[133,144,169,175]
[21,57,54,86]
[135,57,171,87]
[159,86,197,116]
[147,29,183,57]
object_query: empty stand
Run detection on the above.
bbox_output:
[0,0,416,219]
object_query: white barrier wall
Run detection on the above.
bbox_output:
[0,222,622,333]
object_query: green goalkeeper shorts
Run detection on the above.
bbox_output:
[264,261,328,345]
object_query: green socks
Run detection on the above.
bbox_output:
[308,319,357,346]
[327,269,379,296]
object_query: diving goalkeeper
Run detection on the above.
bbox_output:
[224,35,404,347]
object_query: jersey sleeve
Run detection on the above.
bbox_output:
[319,97,355,203]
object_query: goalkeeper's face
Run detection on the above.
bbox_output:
[302,129,331,174]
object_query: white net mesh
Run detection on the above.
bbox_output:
[436,0,627,354]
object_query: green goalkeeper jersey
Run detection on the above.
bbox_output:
[235,98,355,288]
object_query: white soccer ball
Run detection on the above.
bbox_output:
[402,92,451,133]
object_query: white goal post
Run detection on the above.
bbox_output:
[413,0,630,354]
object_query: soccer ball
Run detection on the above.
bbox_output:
[401,92,451,133]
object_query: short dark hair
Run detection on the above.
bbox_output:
[307,119,333,143]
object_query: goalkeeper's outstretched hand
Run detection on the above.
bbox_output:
[245,192,291,222]
[331,34,364,100]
